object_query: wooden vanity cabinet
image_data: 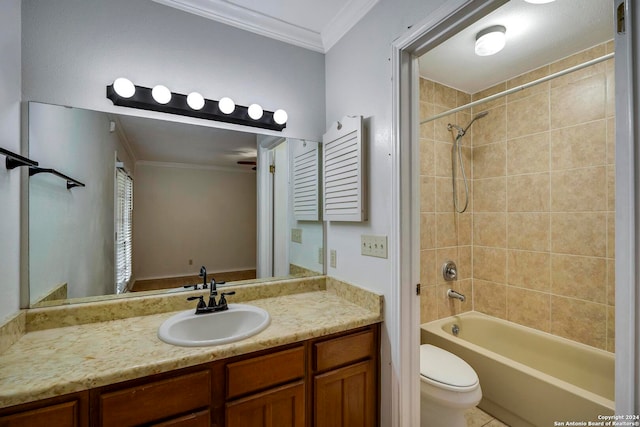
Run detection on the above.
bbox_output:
[0,391,89,427]
[311,328,379,427]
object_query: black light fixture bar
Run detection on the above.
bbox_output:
[1,147,39,170]
[106,85,286,132]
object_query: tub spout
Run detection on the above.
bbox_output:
[447,289,465,302]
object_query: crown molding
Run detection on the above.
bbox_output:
[153,0,378,53]
[321,0,379,52]
[152,0,324,52]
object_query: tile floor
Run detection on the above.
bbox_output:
[465,406,510,427]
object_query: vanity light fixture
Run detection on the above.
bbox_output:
[106,80,287,131]
[186,92,205,110]
[475,25,506,56]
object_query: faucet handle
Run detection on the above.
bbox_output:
[218,291,236,307]
[187,296,208,313]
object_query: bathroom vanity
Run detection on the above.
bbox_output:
[0,277,382,427]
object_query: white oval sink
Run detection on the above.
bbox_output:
[158,304,270,347]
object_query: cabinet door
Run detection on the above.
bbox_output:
[151,409,210,427]
[314,360,375,427]
[0,401,80,427]
[226,381,304,427]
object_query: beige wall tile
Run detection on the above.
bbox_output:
[507,250,550,292]
[420,139,435,176]
[551,296,606,349]
[421,213,436,250]
[472,82,506,111]
[550,120,606,170]
[421,176,436,213]
[435,141,453,177]
[474,177,506,212]
[434,107,456,143]
[551,213,606,257]
[454,176,473,213]
[420,249,436,287]
[436,177,454,213]
[506,65,550,102]
[607,212,615,258]
[506,287,551,332]
[507,92,549,139]
[607,166,615,211]
[473,212,506,248]
[474,280,507,319]
[607,258,615,306]
[473,247,507,283]
[434,82,458,108]
[471,105,506,146]
[420,78,434,103]
[473,142,506,179]
[436,213,457,248]
[550,167,607,212]
[457,213,472,246]
[508,213,550,251]
[420,285,438,324]
[457,91,471,107]
[549,44,607,87]
[436,281,472,318]
[551,254,607,304]
[507,133,550,175]
[436,247,460,285]
[550,74,606,129]
[507,173,550,212]
[606,305,615,353]
[457,246,472,280]
[606,60,615,118]
[421,103,435,140]
[606,117,615,165]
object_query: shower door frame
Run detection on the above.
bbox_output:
[391,0,639,423]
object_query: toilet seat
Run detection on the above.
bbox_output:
[420,344,479,392]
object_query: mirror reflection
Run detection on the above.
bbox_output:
[27,102,323,307]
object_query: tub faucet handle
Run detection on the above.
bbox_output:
[447,289,465,302]
[442,261,458,281]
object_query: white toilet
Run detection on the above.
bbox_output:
[420,344,482,427]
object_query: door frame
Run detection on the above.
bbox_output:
[391,0,639,423]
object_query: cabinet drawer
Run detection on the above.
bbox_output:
[151,409,210,427]
[314,330,374,372]
[226,346,304,399]
[99,370,210,427]
[0,401,79,427]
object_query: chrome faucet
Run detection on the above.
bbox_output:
[187,277,234,315]
[447,289,466,302]
[199,266,207,289]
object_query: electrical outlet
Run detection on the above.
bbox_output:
[188,259,193,265]
[330,249,337,268]
[318,247,324,264]
[291,228,303,243]
[361,235,388,258]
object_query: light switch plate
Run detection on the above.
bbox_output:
[361,235,388,258]
[330,249,337,268]
[291,228,302,243]
[318,247,324,264]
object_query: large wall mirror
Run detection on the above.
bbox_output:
[26,102,324,307]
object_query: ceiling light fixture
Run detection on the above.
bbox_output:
[475,25,506,56]
[106,80,287,131]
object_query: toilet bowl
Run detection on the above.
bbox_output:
[420,344,482,427]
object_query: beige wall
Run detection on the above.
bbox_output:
[133,163,257,280]
[420,42,615,352]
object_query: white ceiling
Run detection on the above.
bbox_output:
[151,0,379,53]
[419,0,614,94]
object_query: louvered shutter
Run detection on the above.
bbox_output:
[292,140,321,221]
[115,166,133,294]
[322,116,367,222]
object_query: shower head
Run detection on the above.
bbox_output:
[448,111,489,138]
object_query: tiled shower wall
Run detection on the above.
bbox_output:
[420,42,615,352]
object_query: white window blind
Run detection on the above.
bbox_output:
[115,167,133,294]
[322,116,367,222]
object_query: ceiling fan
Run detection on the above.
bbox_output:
[237,160,257,170]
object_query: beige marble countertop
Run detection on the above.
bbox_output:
[0,278,382,409]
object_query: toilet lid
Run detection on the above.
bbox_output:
[419,344,478,388]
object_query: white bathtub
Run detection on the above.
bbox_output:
[421,312,614,427]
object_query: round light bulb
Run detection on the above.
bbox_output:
[248,104,264,120]
[273,109,288,125]
[187,92,205,110]
[218,97,235,114]
[151,85,172,104]
[113,78,135,98]
[475,25,506,56]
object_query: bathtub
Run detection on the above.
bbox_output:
[421,312,614,427]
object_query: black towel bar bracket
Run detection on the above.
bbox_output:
[29,167,85,189]
[2,146,84,189]
[0,147,39,169]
